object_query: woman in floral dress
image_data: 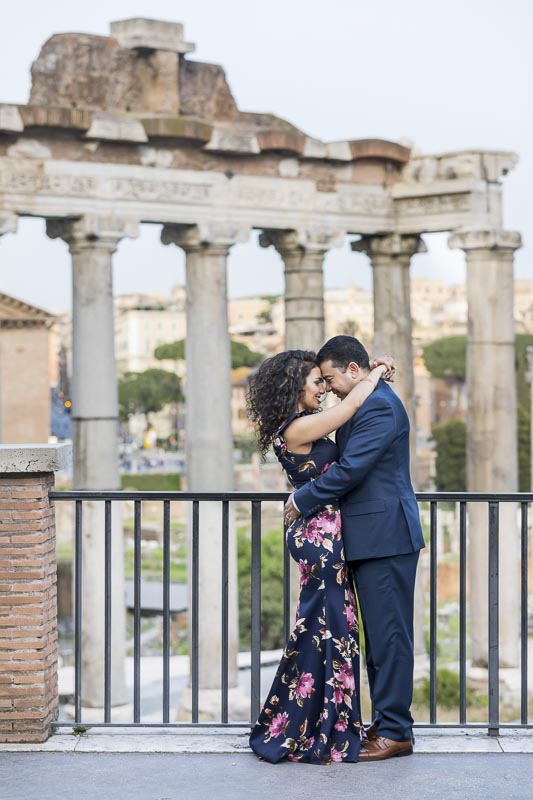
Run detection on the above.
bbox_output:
[246,350,394,765]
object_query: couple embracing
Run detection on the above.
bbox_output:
[246,335,425,765]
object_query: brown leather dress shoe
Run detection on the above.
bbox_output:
[363,724,415,746]
[358,736,413,762]
[363,722,379,743]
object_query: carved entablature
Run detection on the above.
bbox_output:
[400,151,518,184]
[0,17,519,243]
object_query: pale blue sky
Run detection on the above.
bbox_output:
[0,0,530,312]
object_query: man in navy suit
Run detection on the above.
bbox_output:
[284,335,425,762]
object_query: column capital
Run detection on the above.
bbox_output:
[0,213,18,237]
[161,223,249,254]
[449,229,522,253]
[46,215,139,253]
[352,232,426,260]
[259,228,344,258]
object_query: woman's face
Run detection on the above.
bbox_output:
[298,367,325,412]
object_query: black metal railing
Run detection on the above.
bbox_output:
[49,490,533,735]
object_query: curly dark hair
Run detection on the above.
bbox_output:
[246,350,318,456]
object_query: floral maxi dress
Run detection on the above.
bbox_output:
[249,412,364,764]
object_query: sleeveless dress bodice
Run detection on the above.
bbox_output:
[273,411,339,490]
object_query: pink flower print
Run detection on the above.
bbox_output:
[298,560,312,585]
[303,522,324,546]
[345,604,356,631]
[269,711,289,738]
[304,736,315,750]
[346,588,356,607]
[330,746,344,762]
[318,514,338,535]
[333,684,345,705]
[336,663,355,691]
[295,672,315,700]
[334,718,348,732]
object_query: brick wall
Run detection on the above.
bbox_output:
[0,473,58,742]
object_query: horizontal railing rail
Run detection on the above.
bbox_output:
[49,490,533,735]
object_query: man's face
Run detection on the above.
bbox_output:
[319,359,363,399]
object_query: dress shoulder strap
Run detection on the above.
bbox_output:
[276,410,308,438]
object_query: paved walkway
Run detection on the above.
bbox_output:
[1,750,532,800]
[1,728,532,799]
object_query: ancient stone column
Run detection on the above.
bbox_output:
[47,216,139,708]
[260,229,342,351]
[449,229,522,668]
[353,233,427,661]
[0,215,18,443]
[352,233,425,467]
[162,223,247,717]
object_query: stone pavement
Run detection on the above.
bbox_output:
[0,729,532,800]
[0,750,532,800]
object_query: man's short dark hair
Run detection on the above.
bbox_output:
[317,335,370,371]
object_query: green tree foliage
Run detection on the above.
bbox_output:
[515,334,533,490]
[424,334,533,491]
[422,336,466,380]
[231,340,263,368]
[154,340,185,361]
[118,369,183,425]
[238,526,284,650]
[154,338,262,369]
[413,668,484,710]
[256,310,272,325]
[431,419,467,492]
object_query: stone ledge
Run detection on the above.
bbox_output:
[0,727,531,753]
[140,116,212,142]
[0,444,72,474]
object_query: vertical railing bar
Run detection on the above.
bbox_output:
[282,517,290,643]
[429,501,438,724]
[459,501,467,725]
[74,500,83,723]
[133,499,142,723]
[104,499,112,723]
[221,501,229,723]
[162,499,171,724]
[488,501,500,737]
[250,501,262,724]
[191,501,200,723]
[520,502,528,724]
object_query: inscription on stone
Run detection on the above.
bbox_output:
[395,193,471,215]
[0,162,213,205]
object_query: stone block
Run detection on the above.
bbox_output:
[85,114,148,143]
[325,141,353,161]
[302,138,328,159]
[0,444,72,474]
[348,138,411,163]
[110,18,195,53]
[256,129,306,155]
[19,105,90,131]
[141,116,212,142]
[204,127,260,154]
[0,105,23,133]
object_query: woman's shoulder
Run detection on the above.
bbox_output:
[275,410,311,438]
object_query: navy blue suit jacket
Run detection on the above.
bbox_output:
[293,380,425,561]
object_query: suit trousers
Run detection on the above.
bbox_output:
[349,550,420,742]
